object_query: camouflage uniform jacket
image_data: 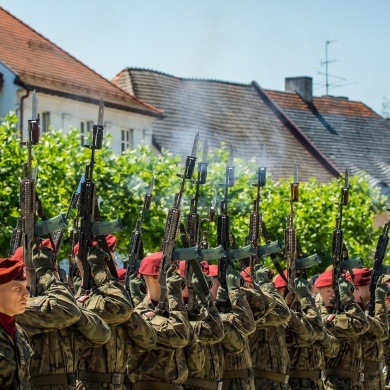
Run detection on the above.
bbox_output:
[383,313,390,390]
[0,323,33,390]
[317,299,370,390]
[127,292,191,385]
[186,288,256,388]
[76,271,136,390]
[17,271,111,390]
[182,293,225,387]
[249,284,292,390]
[220,286,275,390]
[288,296,339,390]
[362,301,389,390]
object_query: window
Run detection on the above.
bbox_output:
[80,120,93,146]
[121,129,133,152]
[40,112,50,133]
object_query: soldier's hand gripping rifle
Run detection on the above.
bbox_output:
[200,189,217,250]
[18,91,67,296]
[77,100,121,292]
[124,177,154,293]
[368,212,390,316]
[217,145,235,307]
[285,162,299,309]
[246,145,267,276]
[155,133,199,316]
[332,169,349,313]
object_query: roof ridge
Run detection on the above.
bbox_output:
[126,67,251,87]
[0,6,161,114]
[252,81,341,178]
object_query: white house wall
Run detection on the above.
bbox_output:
[0,62,20,118]
[13,90,156,153]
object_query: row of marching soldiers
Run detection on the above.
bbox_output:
[1,231,390,390]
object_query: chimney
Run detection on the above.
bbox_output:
[285,77,312,102]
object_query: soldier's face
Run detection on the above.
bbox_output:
[353,285,370,304]
[0,280,30,316]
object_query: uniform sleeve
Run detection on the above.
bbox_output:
[318,301,369,339]
[72,307,111,347]
[319,327,340,359]
[243,286,276,321]
[286,310,317,347]
[191,295,224,345]
[222,288,256,336]
[81,274,133,326]
[135,298,190,350]
[220,314,247,354]
[256,289,291,328]
[17,271,81,336]
[123,311,157,352]
[300,296,327,341]
[365,301,389,341]
[184,326,205,375]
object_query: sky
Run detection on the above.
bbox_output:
[1,1,390,115]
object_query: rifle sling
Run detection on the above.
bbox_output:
[261,221,289,286]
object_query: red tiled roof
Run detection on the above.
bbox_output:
[266,90,380,118]
[0,7,163,117]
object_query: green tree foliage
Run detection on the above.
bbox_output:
[0,114,387,274]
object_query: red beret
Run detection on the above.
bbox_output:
[0,258,27,284]
[240,267,253,283]
[11,246,24,262]
[273,270,288,289]
[346,268,372,287]
[139,252,163,276]
[40,239,54,252]
[208,264,219,277]
[117,268,127,282]
[314,271,333,288]
[73,235,117,256]
[179,261,209,277]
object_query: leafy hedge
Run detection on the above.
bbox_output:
[0,113,387,274]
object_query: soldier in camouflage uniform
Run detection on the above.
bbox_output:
[218,265,277,390]
[73,243,157,390]
[287,276,339,390]
[248,265,297,390]
[127,251,192,389]
[183,263,256,390]
[315,270,370,390]
[16,244,111,390]
[0,257,32,389]
[345,269,389,390]
[383,280,390,390]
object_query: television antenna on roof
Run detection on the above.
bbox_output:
[317,40,348,95]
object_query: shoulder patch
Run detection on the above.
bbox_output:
[78,295,90,303]
[142,310,156,320]
[327,314,335,322]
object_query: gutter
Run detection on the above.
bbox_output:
[251,81,341,178]
[19,88,30,142]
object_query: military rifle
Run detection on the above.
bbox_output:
[217,145,235,309]
[52,175,84,256]
[368,212,390,316]
[200,189,217,250]
[246,145,267,276]
[331,169,349,313]
[124,177,154,293]
[156,133,199,316]
[18,91,67,296]
[285,162,299,308]
[183,140,212,312]
[77,100,121,292]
